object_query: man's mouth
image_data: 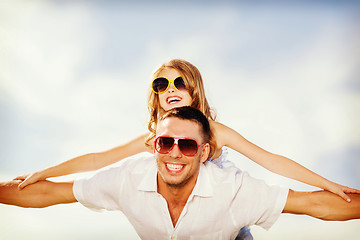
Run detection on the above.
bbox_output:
[166,96,182,105]
[165,163,185,173]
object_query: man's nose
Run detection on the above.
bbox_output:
[169,144,182,158]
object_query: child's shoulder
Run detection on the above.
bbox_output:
[209,120,224,129]
[209,120,232,148]
[209,120,232,134]
[210,120,242,149]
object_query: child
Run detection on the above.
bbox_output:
[16,59,359,200]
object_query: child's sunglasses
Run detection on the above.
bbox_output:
[151,77,187,94]
[154,136,204,157]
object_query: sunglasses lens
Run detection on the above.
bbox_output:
[174,77,187,91]
[178,139,198,156]
[152,78,169,93]
[155,137,199,156]
[156,137,175,154]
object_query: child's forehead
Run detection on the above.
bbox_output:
[157,68,181,78]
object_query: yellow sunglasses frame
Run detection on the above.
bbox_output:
[151,76,188,94]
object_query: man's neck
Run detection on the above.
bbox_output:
[157,174,198,227]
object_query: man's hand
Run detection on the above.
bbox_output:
[14,171,46,190]
[0,180,76,208]
[283,189,360,221]
[324,181,360,203]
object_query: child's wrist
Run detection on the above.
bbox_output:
[37,169,49,180]
[321,179,334,191]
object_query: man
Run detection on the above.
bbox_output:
[0,106,359,239]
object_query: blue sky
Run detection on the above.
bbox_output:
[0,1,359,239]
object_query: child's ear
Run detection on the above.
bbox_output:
[200,143,210,163]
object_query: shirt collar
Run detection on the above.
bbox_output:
[137,160,158,192]
[192,163,213,197]
[137,161,214,198]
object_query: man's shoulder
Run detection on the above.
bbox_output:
[203,161,245,184]
[121,153,155,169]
[76,153,154,182]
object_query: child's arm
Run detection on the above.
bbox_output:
[211,121,360,202]
[15,133,152,189]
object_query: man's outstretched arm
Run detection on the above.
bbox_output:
[283,189,360,221]
[0,180,76,208]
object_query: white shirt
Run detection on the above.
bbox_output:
[74,155,288,240]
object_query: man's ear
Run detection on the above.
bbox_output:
[200,143,210,163]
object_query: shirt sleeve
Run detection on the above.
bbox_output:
[73,166,125,211]
[231,171,289,230]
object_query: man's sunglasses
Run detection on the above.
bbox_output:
[151,77,187,94]
[154,136,204,157]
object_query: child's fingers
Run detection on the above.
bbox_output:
[343,188,360,194]
[18,174,44,190]
[18,179,32,190]
[337,191,351,202]
[13,176,25,181]
[18,181,26,190]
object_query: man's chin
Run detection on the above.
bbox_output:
[159,174,187,188]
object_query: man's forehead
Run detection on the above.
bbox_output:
[157,117,202,139]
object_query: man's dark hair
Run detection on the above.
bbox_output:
[160,106,211,143]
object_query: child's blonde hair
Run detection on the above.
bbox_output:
[146,59,217,158]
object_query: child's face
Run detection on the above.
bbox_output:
[157,68,192,111]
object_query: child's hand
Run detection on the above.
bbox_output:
[13,172,45,190]
[326,182,360,202]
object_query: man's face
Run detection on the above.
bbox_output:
[155,117,209,189]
